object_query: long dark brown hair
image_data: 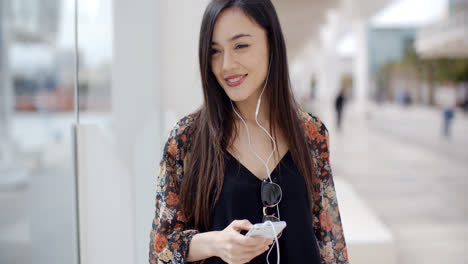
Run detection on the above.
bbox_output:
[180,0,317,232]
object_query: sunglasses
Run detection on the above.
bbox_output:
[261,178,283,238]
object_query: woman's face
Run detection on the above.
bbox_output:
[211,8,270,104]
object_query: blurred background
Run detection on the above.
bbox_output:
[0,0,466,263]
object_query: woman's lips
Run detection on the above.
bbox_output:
[225,74,247,87]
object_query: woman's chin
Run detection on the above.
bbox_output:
[225,91,250,103]
[223,84,261,104]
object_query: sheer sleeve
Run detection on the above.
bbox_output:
[149,123,200,264]
[307,114,349,264]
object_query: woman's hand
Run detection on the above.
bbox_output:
[214,219,274,264]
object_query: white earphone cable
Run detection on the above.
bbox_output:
[229,54,280,263]
[229,54,275,183]
[265,221,280,264]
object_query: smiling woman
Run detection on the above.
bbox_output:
[210,8,270,109]
[149,1,349,264]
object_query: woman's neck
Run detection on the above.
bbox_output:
[232,89,270,123]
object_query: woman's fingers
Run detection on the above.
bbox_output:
[243,239,273,254]
[220,220,275,263]
[234,245,271,264]
[235,234,272,248]
[234,237,272,257]
[230,219,253,232]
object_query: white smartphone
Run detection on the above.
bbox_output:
[245,221,287,239]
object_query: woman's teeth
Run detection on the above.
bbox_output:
[228,75,244,83]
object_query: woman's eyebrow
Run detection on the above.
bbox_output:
[211,33,252,45]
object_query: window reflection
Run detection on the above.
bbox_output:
[0,0,112,263]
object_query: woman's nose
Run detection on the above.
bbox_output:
[222,52,238,72]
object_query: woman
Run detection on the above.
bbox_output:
[149,0,348,263]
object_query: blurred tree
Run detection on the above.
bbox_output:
[428,58,468,82]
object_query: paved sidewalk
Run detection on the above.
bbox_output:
[308,102,468,264]
[367,103,468,164]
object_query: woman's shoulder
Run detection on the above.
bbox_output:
[163,110,201,160]
[166,110,200,140]
[164,109,330,156]
[298,110,329,144]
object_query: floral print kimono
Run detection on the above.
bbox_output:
[149,111,349,264]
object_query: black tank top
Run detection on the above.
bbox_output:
[203,150,322,264]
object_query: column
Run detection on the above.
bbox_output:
[0,0,12,161]
[112,1,162,263]
[352,19,370,114]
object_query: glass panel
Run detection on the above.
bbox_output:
[0,0,78,263]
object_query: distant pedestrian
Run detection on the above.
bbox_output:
[335,87,346,131]
[402,91,412,106]
[435,81,457,138]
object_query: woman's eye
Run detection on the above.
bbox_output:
[211,48,220,55]
[235,44,249,49]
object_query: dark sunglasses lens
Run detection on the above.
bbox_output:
[261,181,281,206]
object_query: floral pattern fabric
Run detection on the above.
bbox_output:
[149,111,349,264]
